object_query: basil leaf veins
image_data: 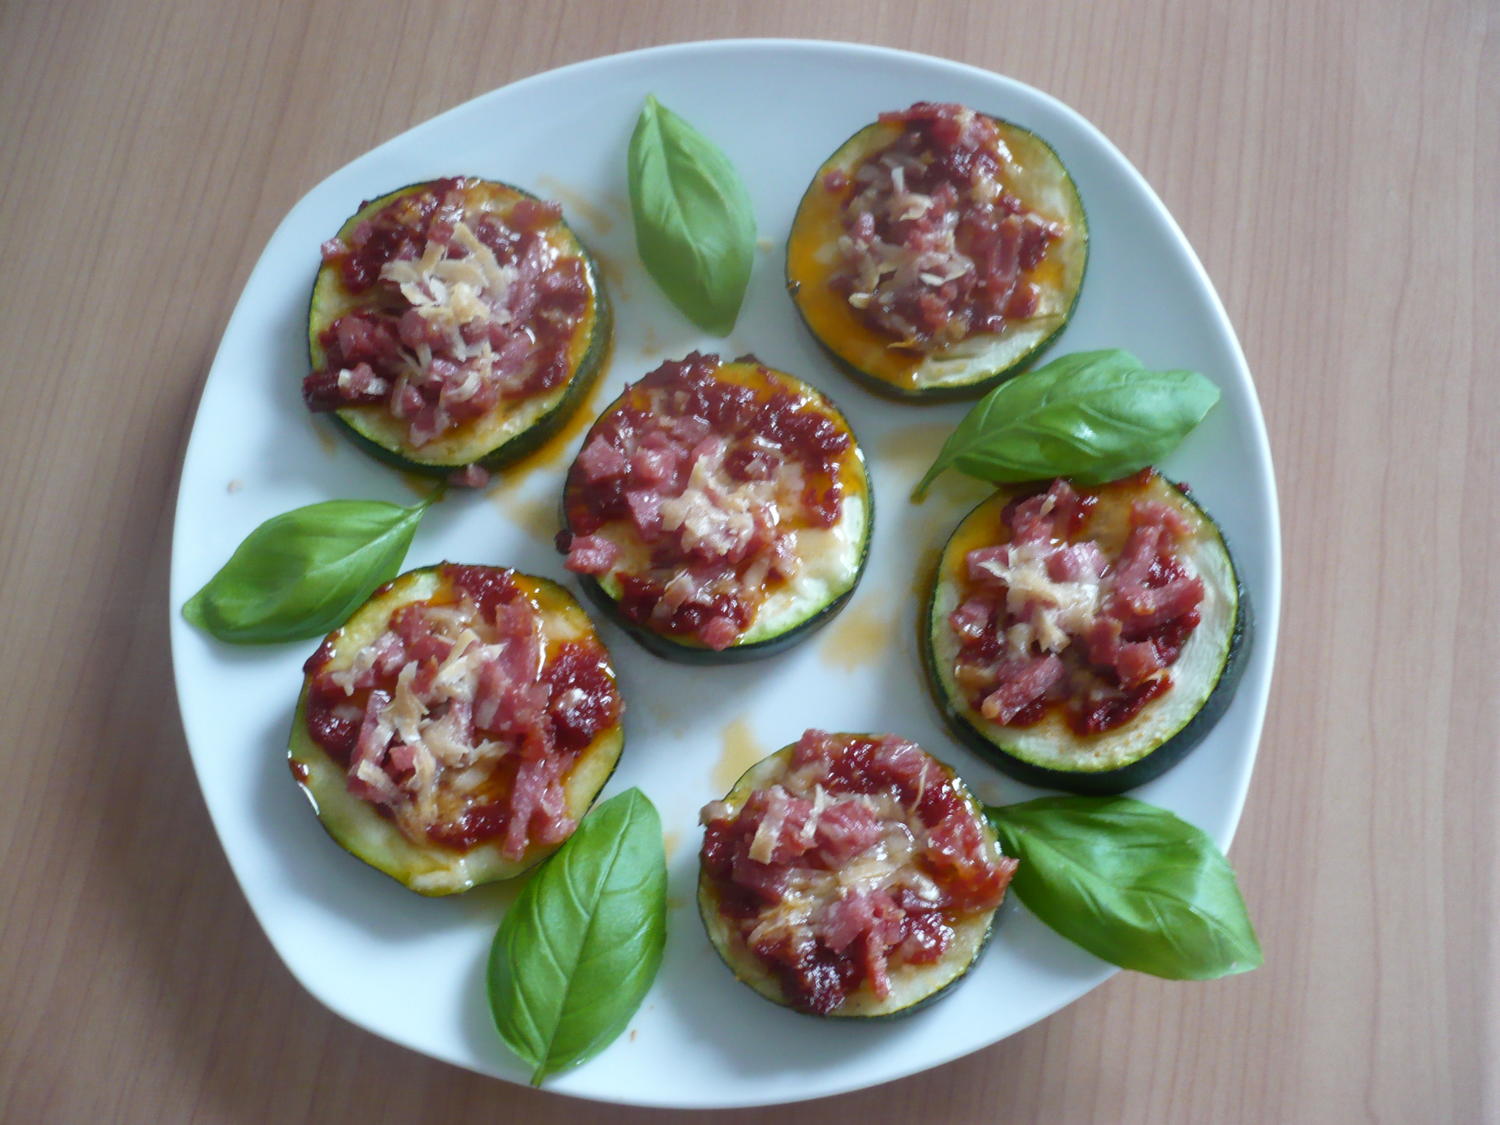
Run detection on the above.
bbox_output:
[628,94,756,335]
[488,788,667,1085]
[913,349,1221,498]
[987,795,1261,980]
[181,490,437,644]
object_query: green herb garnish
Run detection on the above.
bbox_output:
[987,795,1261,980]
[181,490,438,643]
[488,789,668,1085]
[628,95,756,335]
[914,349,1221,498]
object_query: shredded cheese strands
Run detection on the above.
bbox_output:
[376,219,519,408]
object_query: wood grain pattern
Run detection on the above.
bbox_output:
[0,1,1493,1121]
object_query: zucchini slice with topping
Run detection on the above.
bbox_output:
[290,563,624,895]
[304,177,611,481]
[698,730,1016,1018]
[924,471,1250,794]
[787,103,1087,400]
[559,352,872,663]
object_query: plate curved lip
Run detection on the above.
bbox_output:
[169,37,1281,1109]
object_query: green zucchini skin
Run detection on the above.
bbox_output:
[561,358,873,664]
[786,110,1088,402]
[923,477,1250,794]
[306,179,612,477]
[697,735,1008,1019]
[289,564,624,895]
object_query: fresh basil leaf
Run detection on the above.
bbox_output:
[488,789,667,1086]
[987,795,1261,980]
[181,491,436,644]
[628,95,756,335]
[913,349,1221,498]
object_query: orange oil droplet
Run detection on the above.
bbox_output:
[713,717,767,793]
[819,598,897,672]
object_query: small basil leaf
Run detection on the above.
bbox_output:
[987,796,1261,980]
[628,95,756,335]
[488,789,667,1085]
[181,492,436,644]
[913,349,1221,498]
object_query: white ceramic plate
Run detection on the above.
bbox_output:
[170,39,1280,1109]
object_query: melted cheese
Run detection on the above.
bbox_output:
[378,219,516,387]
[659,444,779,561]
[978,541,1103,654]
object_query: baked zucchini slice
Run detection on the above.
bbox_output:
[787,103,1087,400]
[924,472,1250,794]
[290,563,624,895]
[304,177,611,480]
[559,352,872,663]
[698,730,1016,1018]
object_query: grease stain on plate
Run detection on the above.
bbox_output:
[712,716,767,792]
[819,596,897,672]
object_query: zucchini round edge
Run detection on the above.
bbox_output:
[289,563,625,895]
[923,473,1250,794]
[697,731,1015,1018]
[305,177,612,478]
[559,353,873,663]
[786,105,1088,401]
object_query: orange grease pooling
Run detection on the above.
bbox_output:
[713,717,767,793]
[819,598,897,672]
[487,487,559,544]
[877,421,954,479]
[535,175,619,237]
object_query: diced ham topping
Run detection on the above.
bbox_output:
[302,178,589,477]
[948,472,1206,735]
[699,730,1015,1015]
[562,353,853,649]
[830,103,1064,352]
[303,565,620,856]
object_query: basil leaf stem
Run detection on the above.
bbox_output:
[628,95,756,335]
[488,789,667,1085]
[913,349,1221,498]
[987,795,1261,980]
[181,488,439,643]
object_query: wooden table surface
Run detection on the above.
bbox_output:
[2,2,1493,1122]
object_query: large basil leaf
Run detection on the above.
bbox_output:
[913,349,1220,497]
[181,491,436,644]
[988,796,1261,980]
[488,789,667,1085]
[628,95,756,335]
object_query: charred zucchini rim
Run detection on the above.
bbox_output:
[288,565,623,895]
[698,737,1004,1019]
[564,359,873,664]
[924,476,1250,794]
[307,179,611,475]
[786,114,1087,401]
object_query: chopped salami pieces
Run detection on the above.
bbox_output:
[561,353,866,652]
[700,731,1014,1016]
[829,102,1064,352]
[947,470,1207,736]
[301,564,621,858]
[303,177,594,460]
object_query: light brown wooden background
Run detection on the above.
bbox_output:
[1,2,1494,1122]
